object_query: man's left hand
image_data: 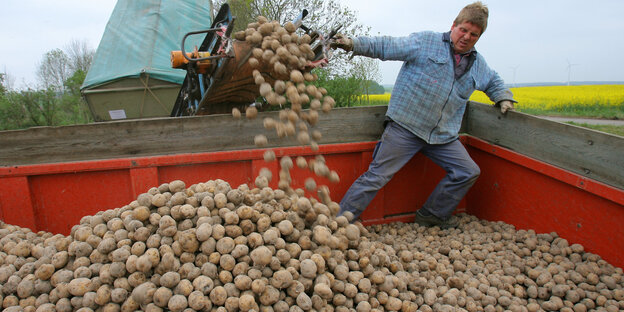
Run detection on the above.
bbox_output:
[330,34,353,52]
[498,100,514,114]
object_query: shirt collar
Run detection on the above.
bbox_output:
[443,31,477,56]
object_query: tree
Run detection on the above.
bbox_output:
[21,88,60,127]
[0,92,27,130]
[62,69,92,124]
[36,39,94,92]
[0,73,25,130]
[0,73,5,95]
[0,39,95,130]
[65,39,95,74]
[312,69,360,107]
[0,71,15,91]
[37,49,71,91]
[353,56,381,102]
[366,80,385,95]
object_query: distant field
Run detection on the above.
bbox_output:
[358,85,624,119]
[470,84,624,119]
[356,93,391,106]
[566,122,624,137]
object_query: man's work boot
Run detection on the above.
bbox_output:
[414,209,459,229]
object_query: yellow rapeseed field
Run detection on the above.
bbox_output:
[469,85,624,114]
[357,93,392,106]
[360,85,624,118]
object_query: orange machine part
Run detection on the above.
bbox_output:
[170,50,212,73]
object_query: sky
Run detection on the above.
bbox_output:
[1,0,623,88]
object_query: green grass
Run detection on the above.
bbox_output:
[519,105,624,120]
[566,122,624,137]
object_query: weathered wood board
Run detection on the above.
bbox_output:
[0,106,387,166]
[464,101,624,190]
[2,102,622,190]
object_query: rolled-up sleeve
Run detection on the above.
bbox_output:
[352,33,423,62]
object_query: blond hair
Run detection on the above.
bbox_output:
[454,2,489,34]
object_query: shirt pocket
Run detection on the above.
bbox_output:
[424,56,448,79]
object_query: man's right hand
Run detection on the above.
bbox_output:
[330,33,353,52]
[498,100,514,114]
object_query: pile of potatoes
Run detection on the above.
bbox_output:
[1,178,623,312]
[366,219,624,312]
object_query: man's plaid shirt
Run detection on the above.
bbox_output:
[353,31,515,144]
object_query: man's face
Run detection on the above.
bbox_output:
[450,22,482,54]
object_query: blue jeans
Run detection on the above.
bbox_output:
[339,121,480,220]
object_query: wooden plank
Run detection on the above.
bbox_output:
[464,101,624,190]
[0,106,387,166]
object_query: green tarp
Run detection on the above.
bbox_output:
[82,0,212,90]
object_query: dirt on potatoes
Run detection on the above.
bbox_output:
[1,178,623,312]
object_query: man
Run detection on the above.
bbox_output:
[331,2,515,229]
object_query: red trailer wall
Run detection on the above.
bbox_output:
[464,136,624,268]
[1,138,622,267]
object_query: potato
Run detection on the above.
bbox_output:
[234,31,246,41]
[263,150,276,162]
[68,278,91,296]
[168,180,185,193]
[250,246,272,267]
[271,269,293,289]
[248,57,260,68]
[167,294,188,312]
[345,224,360,241]
[16,276,34,299]
[297,131,310,145]
[94,284,113,306]
[254,135,268,147]
[277,220,294,236]
[296,292,312,310]
[186,290,206,310]
[313,225,332,246]
[238,293,256,312]
[279,156,293,170]
[196,223,213,242]
[209,286,227,306]
[257,285,279,306]
[130,282,156,305]
[274,62,288,76]
[259,82,272,98]
[300,259,317,279]
[290,70,304,84]
[132,206,150,222]
[213,193,227,209]
[174,279,193,296]
[232,107,242,119]
[34,264,54,281]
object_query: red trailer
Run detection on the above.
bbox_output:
[1,103,623,268]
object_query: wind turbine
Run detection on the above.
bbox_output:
[509,65,519,88]
[566,59,579,86]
